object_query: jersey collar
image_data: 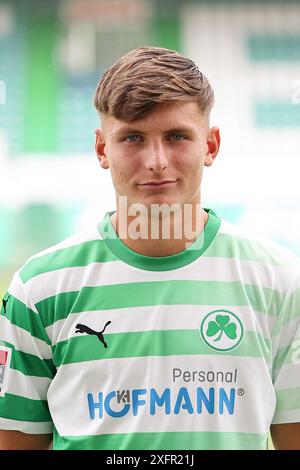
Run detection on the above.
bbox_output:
[98,208,221,271]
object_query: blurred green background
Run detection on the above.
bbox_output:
[1,0,300,448]
[1,0,300,288]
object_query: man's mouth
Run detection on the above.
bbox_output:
[137,179,178,189]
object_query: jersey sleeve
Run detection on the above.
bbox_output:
[272,265,300,424]
[0,271,55,434]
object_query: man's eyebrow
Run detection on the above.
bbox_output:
[112,126,195,138]
[111,127,143,138]
[165,127,195,134]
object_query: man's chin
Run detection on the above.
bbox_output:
[133,193,184,205]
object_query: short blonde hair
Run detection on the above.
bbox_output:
[94,46,214,122]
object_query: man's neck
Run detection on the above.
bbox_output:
[109,207,208,257]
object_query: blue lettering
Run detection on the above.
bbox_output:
[196,387,215,414]
[87,392,103,419]
[105,391,130,418]
[132,389,147,416]
[88,386,236,419]
[219,388,235,415]
[174,387,193,414]
[150,388,171,415]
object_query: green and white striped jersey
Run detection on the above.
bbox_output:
[0,208,300,450]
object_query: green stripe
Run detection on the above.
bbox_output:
[19,217,291,284]
[271,285,300,337]
[0,393,50,422]
[53,430,267,450]
[2,293,51,344]
[275,388,300,412]
[36,280,284,328]
[205,233,287,265]
[52,330,271,366]
[274,341,300,370]
[19,240,117,283]
[0,340,55,378]
[275,286,300,332]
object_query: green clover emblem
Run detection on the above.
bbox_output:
[206,314,237,342]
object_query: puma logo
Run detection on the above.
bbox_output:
[75,321,111,348]
[2,295,10,314]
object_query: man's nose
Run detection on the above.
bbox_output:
[144,141,169,173]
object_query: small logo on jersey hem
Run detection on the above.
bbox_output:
[0,346,12,397]
[200,309,244,352]
[75,321,111,348]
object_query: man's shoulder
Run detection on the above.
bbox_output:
[18,222,105,285]
[217,216,300,270]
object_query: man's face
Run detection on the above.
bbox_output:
[95,101,220,210]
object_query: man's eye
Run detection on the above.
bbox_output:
[126,135,142,142]
[170,134,186,141]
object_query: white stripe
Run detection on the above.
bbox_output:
[46,304,275,346]
[0,417,53,434]
[48,355,275,436]
[219,218,263,239]
[23,223,101,262]
[219,220,300,267]
[25,256,291,306]
[6,369,51,400]
[273,363,300,389]
[272,317,300,356]
[8,272,39,314]
[0,316,53,360]
[272,409,300,425]
[294,275,300,290]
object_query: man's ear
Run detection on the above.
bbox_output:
[204,126,221,167]
[95,128,109,169]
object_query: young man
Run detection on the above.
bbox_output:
[0,47,300,450]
